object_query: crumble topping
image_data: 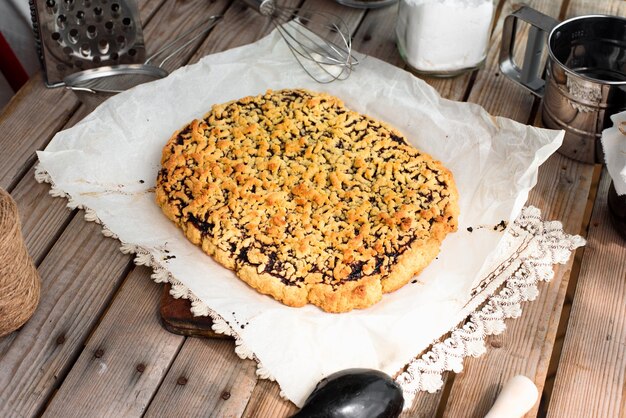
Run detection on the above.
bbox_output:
[156,89,458,310]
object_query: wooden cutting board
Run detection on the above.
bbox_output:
[159,283,229,339]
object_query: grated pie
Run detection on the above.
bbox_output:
[156,89,459,312]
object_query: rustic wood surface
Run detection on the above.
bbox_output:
[547,168,626,418]
[0,0,624,417]
[41,267,185,418]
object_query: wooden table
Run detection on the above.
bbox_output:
[1,0,624,416]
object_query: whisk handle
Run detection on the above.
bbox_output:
[239,0,275,16]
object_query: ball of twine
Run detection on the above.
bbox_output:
[0,187,40,337]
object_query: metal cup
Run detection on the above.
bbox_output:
[500,7,626,164]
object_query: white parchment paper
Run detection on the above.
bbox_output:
[37,30,564,406]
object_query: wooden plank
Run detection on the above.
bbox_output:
[547,170,625,417]
[0,74,79,191]
[40,267,184,418]
[143,338,258,418]
[12,101,115,267]
[402,390,449,418]
[568,0,626,16]
[0,216,131,417]
[539,198,597,417]
[350,4,405,67]
[541,2,626,414]
[7,87,91,264]
[136,0,167,25]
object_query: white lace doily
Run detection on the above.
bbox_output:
[394,206,584,404]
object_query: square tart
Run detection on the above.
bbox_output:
[156,89,459,313]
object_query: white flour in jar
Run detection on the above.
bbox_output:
[396,0,494,74]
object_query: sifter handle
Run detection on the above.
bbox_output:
[499,6,559,97]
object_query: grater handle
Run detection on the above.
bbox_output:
[144,15,222,69]
[28,0,75,88]
[29,0,44,68]
[28,0,64,87]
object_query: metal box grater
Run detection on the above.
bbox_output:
[29,0,146,87]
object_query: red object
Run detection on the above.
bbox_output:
[0,31,29,92]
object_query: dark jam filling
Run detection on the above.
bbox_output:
[347,260,366,281]
[188,214,214,235]
[389,133,407,145]
[222,231,421,288]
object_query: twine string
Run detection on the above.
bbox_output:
[0,188,40,337]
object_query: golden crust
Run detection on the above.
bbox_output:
[156,89,459,313]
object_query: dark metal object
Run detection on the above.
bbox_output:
[292,369,403,418]
[608,181,626,241]
[500,7,626,164]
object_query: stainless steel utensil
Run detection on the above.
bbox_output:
[29,0,147,87]
[500,7,626,164]
[240,0,359,83]
[63,14,222,109]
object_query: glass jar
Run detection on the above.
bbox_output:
[335,0,398,8]
[396,0,494,77]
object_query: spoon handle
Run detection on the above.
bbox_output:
[484,375,539,418]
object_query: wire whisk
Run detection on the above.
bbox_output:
[241,0,359,83]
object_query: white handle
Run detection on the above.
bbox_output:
[484,375,539,418]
